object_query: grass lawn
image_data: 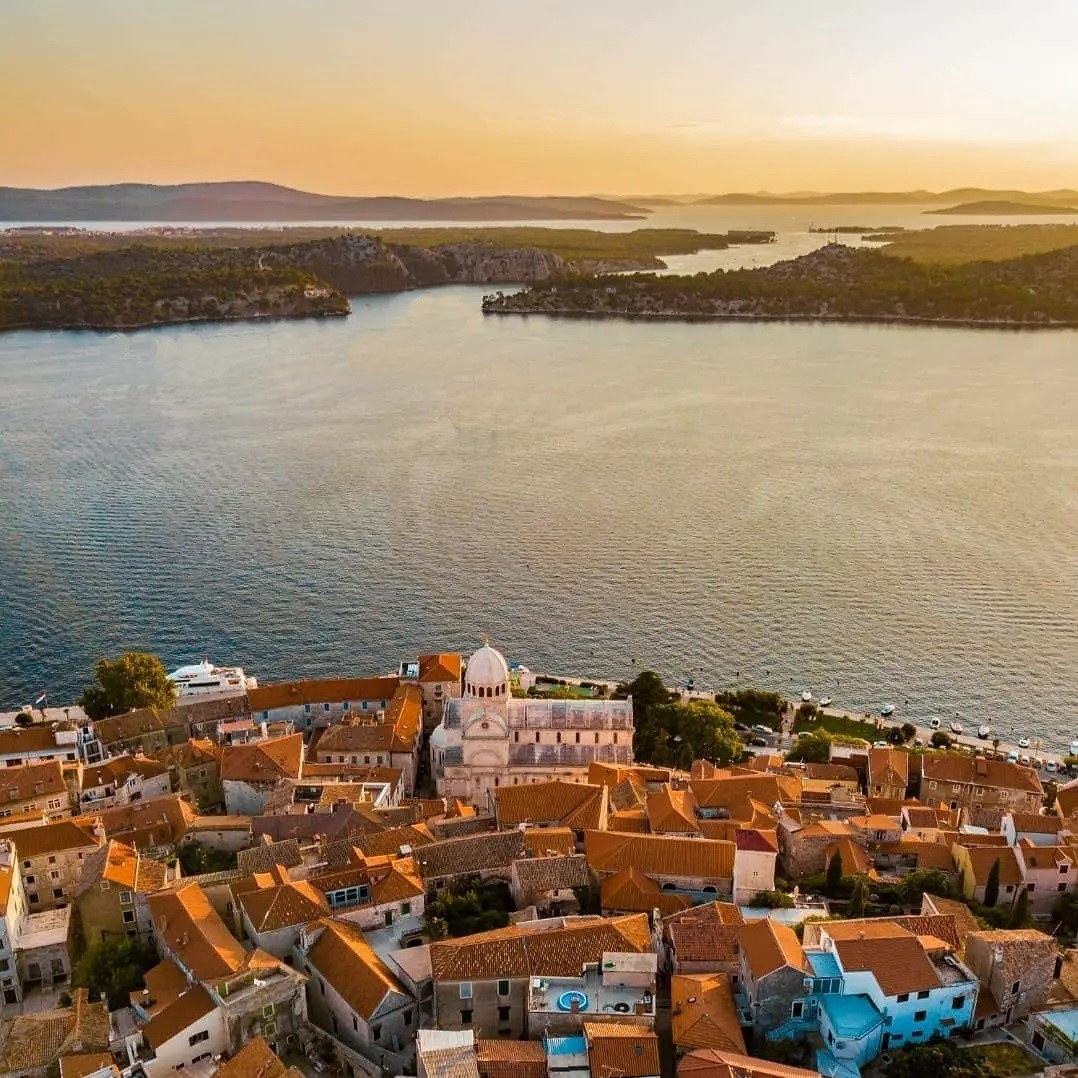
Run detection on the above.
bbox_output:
[969,1042,1042,1077]
[794,711,880,742]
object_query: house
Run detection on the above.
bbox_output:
[417,1029,480,1078]
[246,676,401,733]
[952,843,1025,906]
[0,839,28,1002]
[602,866,693,918]
[141,882,309,1069]
[296,917,417,1073]
[429,643,634,805]
[221,734,304,815]
[919,756,1042,828]
[85,707,192,760]
[309,683,424,796]
[776,816,855,879]
[74,839,177,943]
[1002,811,1062,847]
[157,739,223,812]
[416,653,463,730]
[585,831,736,899]
[231,866,329,957]
[0,761,71,821]
[585,1021,661,1078]
[492,779,608,834]
[305,847,426,931]
[211,1036,304,1078]
[646,787,701,836]
[867,748,909,801]
[1014,839,1075,916]
[0,724,81,769]
[16,903,75,996]
[671,972,747,1055]
[732,829,778,904]
[1028,1005,1078,1064]
[964,928,1057,1027]
[664,902,745,976]
[678,1049,821,1078]
[414,830,526,893]
[475,1037,546,1078]
[94,793,195,851]
[429,913,654,1038]
[9,817,104,911]
[0,988,110,1078]
[78,755,171,812]
[509,854,591,916]
[735,917,810,1034]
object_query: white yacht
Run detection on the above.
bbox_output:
[977,724,991,740]
[1070,739,1078,756]
[880,703,895,717]
[929,716,942,730]
[801,690,813,702]
[950,720,963,735]
[1017,737,1031,749]
[167,660,257,698]
[819,697,833,708]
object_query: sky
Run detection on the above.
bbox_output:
[4,0,1078,196]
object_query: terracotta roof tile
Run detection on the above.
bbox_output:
[494,780,607,829]
[221,733,303,783]
[236,839,303,876]
[143,985,216,1050]
[233,875,329,932]
[419,654,463,683]
[601,865,692,916]
[678,1048,821,1078]
[664,902,744,966]
[868,747,909,787]
[671,973,747,1054]
[59,1052,119,1078]
[148,882,249,981]
[521,827,576,857]
[958,843,1024,886]
[922,755,1042,794]
[585,1021,661,1078]
[736,918,809,978]
[91,792,194,848]
[247,677,400,714]
[585,831,735,879]
[415,830,526,880]
[513,854,592,894]
[0,759,67,804]
[305,918,408,1020]
[475,1038,545,1078]
[0,990,109,1072]
[646,787,701,834]
[213,1037,302,1078]
[10,817,102,859]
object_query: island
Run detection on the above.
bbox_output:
[481,242,1078,328]
[927,200,1078,215]
[0,226,769,331]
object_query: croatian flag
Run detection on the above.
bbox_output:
[34,691,47,706]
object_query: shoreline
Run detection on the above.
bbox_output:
[0,307,349,334]
[481,307,1078,331]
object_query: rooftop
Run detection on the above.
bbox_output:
[820,993,884,1039]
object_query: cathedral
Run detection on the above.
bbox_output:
[429,642,634,806]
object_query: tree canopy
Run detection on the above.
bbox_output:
[79,651,176,719]
[628,672,741,768]
[425,880,512,939]
[786,731,832,764]
[73,935,158,1008]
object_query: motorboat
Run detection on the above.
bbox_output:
[819,697,833,708]
[929,717,942,730]
[801,690,813,702]
[950,720,963,735]
[167,660,257,697]
[880,704,895,717]
[1017,737,1030,749]
[977,724,991,740]
[1070,739,1078,755]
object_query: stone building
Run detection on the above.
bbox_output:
[430,644,633,806]
[964,928,1058,1028]
[735,917,810,1035]
[10,818,104,911]
[919,756,1042,829]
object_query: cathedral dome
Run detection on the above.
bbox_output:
[464,643,510,699]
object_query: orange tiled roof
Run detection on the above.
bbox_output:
[664,902,745,966]
[59,1053,118,1078]
[958,843,1024,886]
[922,755,1042,794]
[825,837,878,880]
[147,882,249,981]
[585,831,735,879]
[0,989,109,1072]
[601,865,692,916]
[11,817,102,859]
[430,913,652,981]
[495,780,607,829]
[1056,778,1078,819]
[221,734,303,783]
[690,774,800,818]
[868,747,909,787]
[671,973,747,1054]
[143,985,216,1050]
[234,873,329,932]
[521,827,576,857]
[0,759,66,804]
[585,1022,661,1078]
[213,1037,302,1078]
[679,1049,821,1078]
[89,792,194,848]
[305,918,407,1020]
[646,786,701,834]
[829,927,944,997]
[513,854,592,895]
[475,1038,545,1078]
[736,917,809,978]
[418,653,463,683]
[247,677,400,713]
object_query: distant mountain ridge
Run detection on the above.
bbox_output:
[927,200,1078,215]
[697,188,1078,206]
[0,181,648,222]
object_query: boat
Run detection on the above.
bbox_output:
[1017,737,1030,749]
[801,690,813,702]
[819,697,833,708]
[167,660,257,698]
[929,717,942,730]
[1070,739,1078,755]
[950,720,963,735]
[880,704,895,717]
[977,724,991,739]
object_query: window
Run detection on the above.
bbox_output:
[896,993,909,1003]
[189,1031,209,1046]
[952,995,965,1009]
[263,1003,275,1018]
[914,1010,927,1022]
[792,1002,804,1018]
[48,856,56,865]
[1062,864,1070,874]
[459,982,473,999]
[1060,882,1069,892]
[916,990,930,1000]
[401,902,411,915]
[371,1023,381,1042]
[498,979,510,996]
[49,871,60,881]
[122,910,135,924]
[324,703,331,712]
[53,888,64,899]
[498,1006,510,1021]
[21,860,30,870]
[460,1009,472,1025]
[1011,980,1021,995]
[342,702,349,711]
[352,1016,358,1031]
[594,732,600,744]
[120,891,133,905]
[25,875,35,885]
[1027,882,1036,892]
[304,704,312,714]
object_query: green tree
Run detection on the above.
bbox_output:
[631,673,741,768]
[785,731,832,764]
[73,935,158,1008]
[898,869,954,906]
[178,842,236,876]
[826,850,844,896]
[79,651,176,719]
[885,1037,989,1078]
[849,877,868,918]
[984,858,1001,908]
[1052,889,1078,933]
[900,723,917,742]
[931,731,953,749]
[425,880,512,939]
[1010,887,1031,928]
[886,725,905,746]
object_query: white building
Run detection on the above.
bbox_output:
[429,643,633,806]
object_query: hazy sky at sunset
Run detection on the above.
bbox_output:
[5,0,1078,196]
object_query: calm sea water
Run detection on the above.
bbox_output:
[2,214,1078,748]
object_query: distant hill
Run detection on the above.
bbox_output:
[697,188,1078,206]
[927,200,1078,215]
[0,182,649,222]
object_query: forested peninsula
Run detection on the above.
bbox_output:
[481,243,1078,328]
[0,227,741,331]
